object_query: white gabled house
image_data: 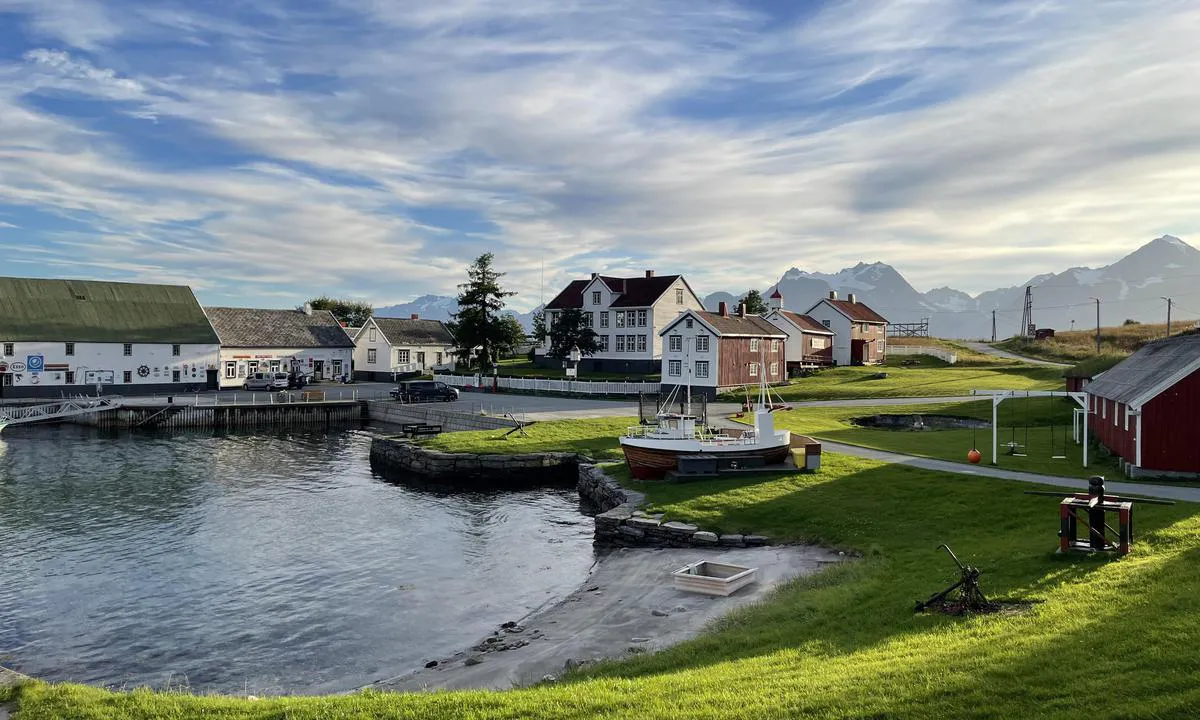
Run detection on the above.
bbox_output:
[204,305,356,388]
[353,315,457,381]
[762,289,836,372]
[537,270,704,373]
[803,291,888,366]
[0,277,220,399]
[658,302,787,399]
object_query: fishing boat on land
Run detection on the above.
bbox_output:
[619,362,791,480]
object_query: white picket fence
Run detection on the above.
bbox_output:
[434,374,659,395]
[888,346,958,364]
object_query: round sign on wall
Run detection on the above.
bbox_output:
[9,362,26,372]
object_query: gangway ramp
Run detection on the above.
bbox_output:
[0,397,121,431]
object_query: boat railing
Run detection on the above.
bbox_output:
[623,424,735,441]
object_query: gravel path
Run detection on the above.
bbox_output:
[962,342,1072,367]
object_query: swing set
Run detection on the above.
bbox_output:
[967,390,1090,468]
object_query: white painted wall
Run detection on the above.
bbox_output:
[0,341,218,389]
[217,347,353,388]
[353,319,455,373]
[659,313,719,390]
[803,301,852,365]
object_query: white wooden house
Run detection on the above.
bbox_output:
[205,305,355,388]
[353,315,456,381]
[0,277,220,399]
[803,291,888,366]
[658,303,787,398]
[763,289,835,372]
[538,270,704,373]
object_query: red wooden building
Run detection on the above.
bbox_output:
[658,303,786,398]
[1084,334,1200,477]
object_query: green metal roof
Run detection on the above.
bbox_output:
[0,276,220,344]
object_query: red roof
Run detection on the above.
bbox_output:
[778,311,834,334]
[545,274,686,310]
[822,298,888,323]
[689,311,785,337]
[769,288,782,299]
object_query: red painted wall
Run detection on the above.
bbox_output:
[718,336,784,387]
[1141,368,1200,473]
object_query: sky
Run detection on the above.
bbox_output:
[2,0,1200,311]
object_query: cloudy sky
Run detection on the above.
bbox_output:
[2,0,1198,311]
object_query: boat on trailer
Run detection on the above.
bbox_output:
[619,364,791,480]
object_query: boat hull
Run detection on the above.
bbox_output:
[620,441,791,480]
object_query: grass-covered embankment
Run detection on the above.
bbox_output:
[9,452,1200,718]
[417,417,633,460]
[997,322,1180,364]
[763,398,1120,479]
[728,355,1063,402]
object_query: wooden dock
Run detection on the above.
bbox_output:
[78,400,368,430]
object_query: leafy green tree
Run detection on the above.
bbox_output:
[452,253,517,371]
[530,308,548,344]
[548,308,601,360]
[742,289,768,315]
[306,296,373,327]
[496,315,528,358]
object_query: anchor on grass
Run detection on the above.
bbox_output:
[914,544,989,613]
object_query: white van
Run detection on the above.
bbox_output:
[243,372,290,391]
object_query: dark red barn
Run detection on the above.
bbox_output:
[1084,334,1200,478]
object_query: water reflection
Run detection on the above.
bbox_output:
[0,425,595,694]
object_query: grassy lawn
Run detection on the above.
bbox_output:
[492,358,660,381]
[8,453,1200,718]
[759,398,1123,479]
[733,356,1064,402]
[996,322,1180,364]
[417,417,632,461]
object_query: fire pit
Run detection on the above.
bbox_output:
[672,560,758,596]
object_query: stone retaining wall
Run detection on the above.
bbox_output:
[366,401,517,432]
[369,436,585,487]
[578,463,770,549]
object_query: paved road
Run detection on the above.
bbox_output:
[821,441,1200,503]
[963,342,1071,367]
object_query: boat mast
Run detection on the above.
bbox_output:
[685,335,692,416]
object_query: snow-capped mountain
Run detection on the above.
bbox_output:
[704,235,1200,339]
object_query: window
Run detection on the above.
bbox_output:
[695,360,709,378]
[669,335,682,352]
[1114,402,1119,427]
[749,362,759,377]
[172,344,181,357]
[436,352,443,365]
[585,312,594,328]
[238,363,247,378]
[749,339,759,352]
[123,343,133,356]
[600,335,610,352]
[675,288,684,304]
[637,310,647,327]
[398,349,410,363]
[367,348,377,364]
[668,359,682,377]
[685,318,693,329]
[369,327,377,342]
[600,311,609,328]
[616,335,626,352]
[2,343,11,356]
[224,362,237,379]
[770,362,779,377]
[696,335,709,352]
[615,311,626,328]
[65,342,75,356]
[771,340,779,352]
[592,291,601,305]
[65,371,75,384]
[123,370,132,383]
[548,312,556,327]
[822,319,831,328]
[172,370,181,382]
[637,335,646,352]
[811,337,829,350]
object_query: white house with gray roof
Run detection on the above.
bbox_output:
[352,315,457,381]
[205,305,355,388]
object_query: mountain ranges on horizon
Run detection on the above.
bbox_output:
[375,235,1200,339]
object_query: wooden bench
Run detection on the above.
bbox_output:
[401,423,443,438]
[301,390,326,401]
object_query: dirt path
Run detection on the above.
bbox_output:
[368,545,845,692]
[961,342,1071,367]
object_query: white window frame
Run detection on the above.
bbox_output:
[627,334,637,353]
[637,310,647,327]
[669,335,682,352]
[123,343,133,356]
[616,335,626,352]
[823,319,831,328]
[369,327,377,342]
[592,291,601,305]
[615,311,626,328]
[398,349,410,363]
[636,335,646,352]
[585,312,594,328]
[123,370,133,384]
[812,337,829,350]
[367,348,377,364]
[771,339,779,352]
[600,311,609,328]
[749,362,759,377]
[770,362,779,376]
[696,335,709,352]
[749,339,760,352]
[675,288,684,304]
[668,359,682,377]
[224,361,237,379]
[695,360,709,378]
[65,342,75,356]
[2,343,12,357]
[600,335,610,352]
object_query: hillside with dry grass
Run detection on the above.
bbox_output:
[996,321,1194,363]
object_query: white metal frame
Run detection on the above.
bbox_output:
[971,390,1089,467]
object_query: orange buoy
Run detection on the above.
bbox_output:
[967,449,982,464]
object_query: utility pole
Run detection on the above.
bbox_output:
[1020,286,1034,338]
[991,310,996,342]
[1090,297,1100,353]
[1162,297,1172,337]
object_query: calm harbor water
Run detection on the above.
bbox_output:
[0,424,596,694]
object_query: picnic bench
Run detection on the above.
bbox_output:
[400,423,443,438]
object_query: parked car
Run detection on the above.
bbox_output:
[287,372,311,389]
[244,372,290,391]
[389,380,459,403]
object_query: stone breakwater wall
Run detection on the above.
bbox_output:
[366,401,517,432]
[577,463,770,549]
[369,436,586,486]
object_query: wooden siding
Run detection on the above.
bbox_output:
[717,336,784,387]
[1090,396,1136,465]
[1140,368,1200,473]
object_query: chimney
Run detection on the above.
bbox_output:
[737,302,746,318]
[718,301,729,317]
[847,293,857,304]
[645,270,655,278]
[828,290,838,301]
[302,302,313,316]
[411,313,420,320]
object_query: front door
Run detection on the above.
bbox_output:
[313,360,324,379]
[332,359,342,379]
[416,352,425,369]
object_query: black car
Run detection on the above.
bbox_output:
[389,380,459,403]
